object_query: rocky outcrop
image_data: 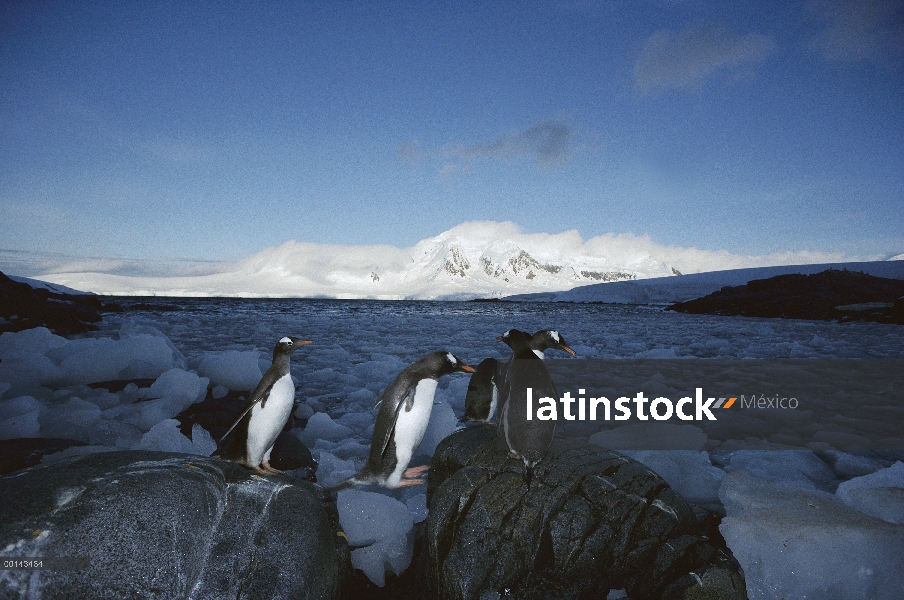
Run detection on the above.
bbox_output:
[426,425,746,600]
[667,269,904,324]
[0,451,346,599]
[0,272,120,336]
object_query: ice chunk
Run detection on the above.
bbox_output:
[589,423,707,451]
[139,419,197,454]
[196,350,262,391]
[149,368,208,406]
[346,388,377,406]
[725,449,836,490]
[84,390,122,410]
[0,326,183,391]
[836,462,904,524]
[0,408,40,439]
[191,423,217,457]
[294,402,314,420]
[120,369,208,431]
[826,450,891,479]
[299,412,352,445]
[38,397,101,443]
[622,450,724,507]
[211,385,229,399]
[88,418,142,448]
[719,470,904,600]
[314,450,356,488]
[54,335,182,384]
[418,398,457,457]
[338,489,414,586]
[0,395,43,419]
[406,493,429,524]
[338,411,373,435]
[0,329,64,393]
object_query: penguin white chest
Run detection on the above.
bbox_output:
[394,378,437,453]
[385,378,436,487]
[246,373,295,464]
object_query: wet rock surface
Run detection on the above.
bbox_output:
[426,425,747,600]
[0,451,346,599]
[0,438,86,476]
[667,269,904,324]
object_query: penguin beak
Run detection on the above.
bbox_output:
[291,338,313,346]
[496,336,505,342]
[459,364,476,373]
[561,345,576,356]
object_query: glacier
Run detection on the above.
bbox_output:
[28,221,880,299]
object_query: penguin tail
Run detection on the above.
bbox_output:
[521,450,542,488]
[324,477,358,493]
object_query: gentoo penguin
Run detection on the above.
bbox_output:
[463,329,576,423]
[329,351,475,490]
[217,336,312,475]
[461,357,500,423]
[496,330,558,483]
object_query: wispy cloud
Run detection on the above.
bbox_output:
[402,118,576,175]
[807,0,904,63]
[635,24,776,92]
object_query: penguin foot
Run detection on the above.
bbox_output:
[396,477,427,488]
[402,465,429,478]
[508,451,522,460]
[252,465,270,476]
[260,461,285,475]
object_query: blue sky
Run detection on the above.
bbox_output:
[1,0,902,271]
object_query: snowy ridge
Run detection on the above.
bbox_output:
[506,260,904,304]
[35,221,873,299]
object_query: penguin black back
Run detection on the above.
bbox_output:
[462,357,499,422]
[496,330,558,482]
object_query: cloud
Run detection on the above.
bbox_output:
[635,24,776,92]
[402,118,576,175]
[807,0,904,63]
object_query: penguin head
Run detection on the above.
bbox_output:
[275,336,313,356]
[496,329,532,351]
[531,330,576,356]
[424,351,475,376]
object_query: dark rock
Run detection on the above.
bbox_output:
[667,269,904,324]
[269,431,316,475]
[0,438,87,476]
[426,425,747,600]
[0,451,346,599]
[0,272,104,336]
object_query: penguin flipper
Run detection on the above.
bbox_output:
[379,387,413,458]
[218,374,278,443]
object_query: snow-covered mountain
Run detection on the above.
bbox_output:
[37,221,864,299]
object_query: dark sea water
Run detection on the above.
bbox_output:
[101,297,904,365]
